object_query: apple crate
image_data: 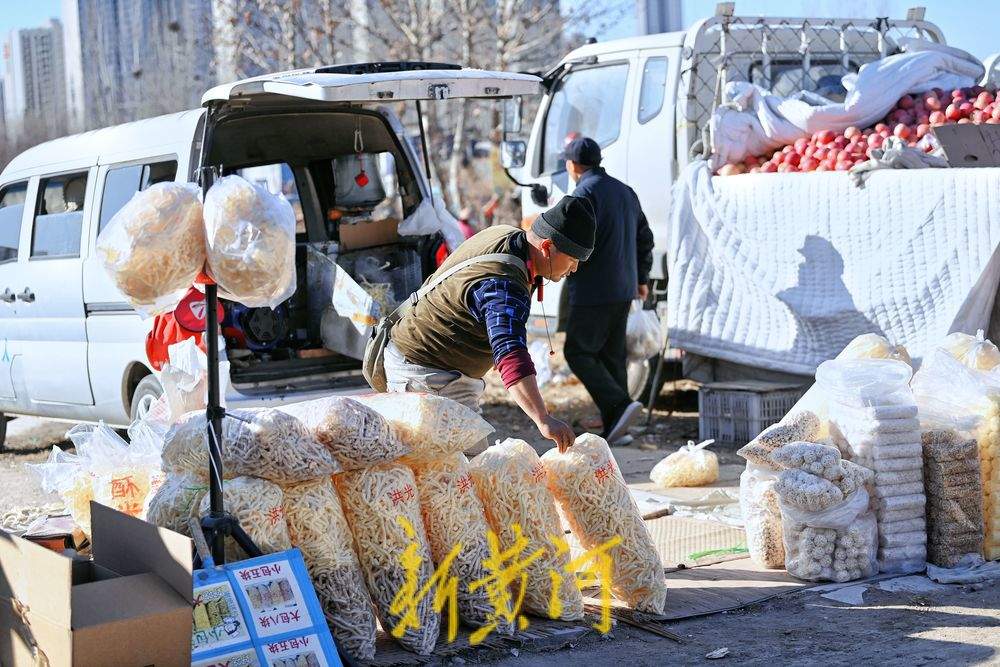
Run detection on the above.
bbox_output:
[698,381,807,447]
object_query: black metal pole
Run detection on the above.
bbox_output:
[415,100,433,205]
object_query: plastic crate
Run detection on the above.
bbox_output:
[698,381,807,447]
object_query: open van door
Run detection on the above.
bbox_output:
[201,62,542,105]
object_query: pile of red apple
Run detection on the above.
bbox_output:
[718,86,1000,175]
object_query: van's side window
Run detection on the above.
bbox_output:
[0,182,28,263]
[637,57,668,124]
[30,172,88,259]
[98,160,178,235]
[542,62,629,174]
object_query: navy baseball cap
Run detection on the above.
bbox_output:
[560,136,602,166]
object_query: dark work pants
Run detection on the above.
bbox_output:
[564,301,631,432]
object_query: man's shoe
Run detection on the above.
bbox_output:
[609,434,634,447]
[605,400,643,445]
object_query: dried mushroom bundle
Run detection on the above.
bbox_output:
[541,434,666,614]
[469,439,584,621]
[162,408,340,484]
[198,476,292,564]
[334,464,440,655]
[282,478,377,660]
[410,454,513,633]
[203,175,296,308]
[280,396,408,469]
[356,393,494,461]
[96,182,205,315]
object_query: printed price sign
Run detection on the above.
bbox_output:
[191,548,341,667]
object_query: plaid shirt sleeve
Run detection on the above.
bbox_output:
[468,277,532,366]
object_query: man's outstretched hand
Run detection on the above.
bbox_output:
[537,414,575,452]
[637,283,649,301]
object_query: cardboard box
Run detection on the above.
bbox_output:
[0,503,193,667]
[338,216,399,250]
[934,123,1000,167]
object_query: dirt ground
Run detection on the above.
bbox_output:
[2,337,999,665]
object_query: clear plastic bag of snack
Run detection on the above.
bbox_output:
[96,182,205,315]
[159,337,230,424]
[69,423,160,523]
[768,442,842,480]
[941,330,1000,371]
[145,472,208,536]
[356,392,494,461]
[203,175,296,308]
[737,411,821,468]
[469,439,584,621]
[739,463,784,568]
[282,477,377,660]
[333,464,439,655]
[161,408,340,483]
[775,469,845,512]
[29,448,95,535]
[279,396,408,470]
[198,476,292,563]
[626,300,660,362]
[650,439,719,488]
[542,434,666,614]
[780,487,878,582]
[410,453,513,632]
[838,333,912,366]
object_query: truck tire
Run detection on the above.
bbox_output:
[130,375,163,422]
[627,355,668,404]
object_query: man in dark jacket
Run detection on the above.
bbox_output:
[562,136,655,445]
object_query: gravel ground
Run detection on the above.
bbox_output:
[3,337,999,665]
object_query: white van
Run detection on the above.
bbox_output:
[0,62,539,445]
[506,5,944,390]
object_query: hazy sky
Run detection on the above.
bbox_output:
[0,0,995,75]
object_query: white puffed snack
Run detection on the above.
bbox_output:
[941,330,1000,371]
[145,472,207,536]
[356,393,495,461]
[203,175,296,308]
[649,439,718,488]
[279,396,408,470]
[96,182,205,315]
[835,460,874,496]
[740,464,784,568]
[737,411,821,467]
[198,476,292,563]
[162,408,340,483]
[410,453,513,633]
[543,434,666,614]
[282,477,377,660]
[333,464,439,655]
[769,442,842,480]
[775,469,844,512]
[469,439,584,621]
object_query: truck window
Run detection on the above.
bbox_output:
[638,57,668,124]
[542,62,629,174]
[98,160,178,235]
[30,172,88,259]
[0,182,27,263]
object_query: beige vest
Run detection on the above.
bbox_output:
[390,225,530,377]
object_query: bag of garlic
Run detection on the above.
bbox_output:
[650,439,718,488]
[198,476,292,563]
[469,439,584,621]
[333,464,440,655]
[778,484,878,583]
[410,453,513,633]
[162,408,340,483]
[145,472,208,536]
[279,396,408,470]
[282,477,378,660]
[96,181,205,315]
[203,175,296,308]
[542,434,666,614]
[355,392,494,461]
[739,463,784,568]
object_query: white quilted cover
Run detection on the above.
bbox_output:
[668,161,1000,375]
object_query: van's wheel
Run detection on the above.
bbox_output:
[130,375,163,422]
[627,355,668,404]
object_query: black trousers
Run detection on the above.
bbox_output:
[564,301,631,432]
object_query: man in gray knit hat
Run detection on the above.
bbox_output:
[383,195,596,452]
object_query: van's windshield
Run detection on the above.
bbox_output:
[541,62,629,174]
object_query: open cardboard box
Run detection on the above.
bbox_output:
[0,503,193,667]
